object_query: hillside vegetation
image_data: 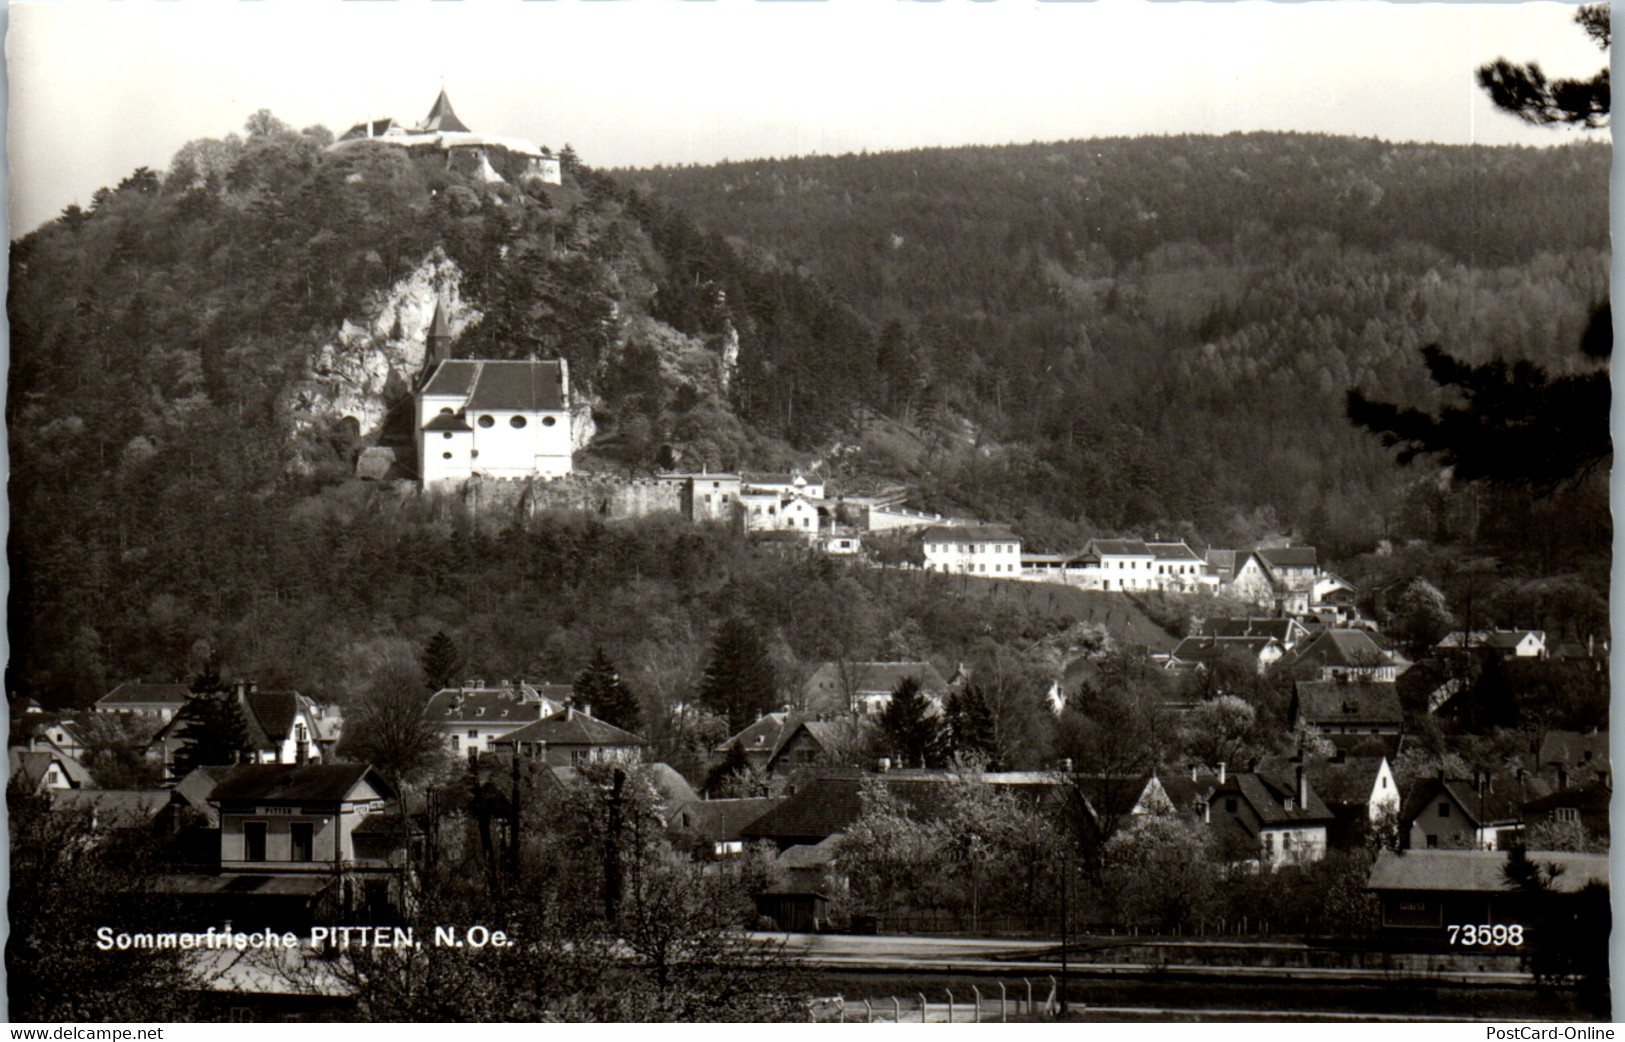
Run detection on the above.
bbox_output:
[617,134,1609,551]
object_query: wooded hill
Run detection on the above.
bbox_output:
[616,133,1610,553]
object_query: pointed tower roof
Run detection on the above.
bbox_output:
[428,299,451,341]
[417,89,472,134]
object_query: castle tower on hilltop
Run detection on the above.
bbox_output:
[333,89,561,187]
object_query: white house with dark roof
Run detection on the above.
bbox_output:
[428,682,567,757]
[1146,541,1208,590]
[418,352,572,489]
[95,682,195,723]
[1076,539,1158,591]
[920,525,1022,575]
[489,706,647,767]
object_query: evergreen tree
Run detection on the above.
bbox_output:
[702,742,753,798]
[943,682,999,767]
[574,646,642,734]
[170,694,253,775]
[877,677,944,769]
[1478,5,1610,129]
[420,631,465,692]
[696,618,778,733]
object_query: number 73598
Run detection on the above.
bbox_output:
[1447,924,1524,946]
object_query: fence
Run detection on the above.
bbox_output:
[813,977,1064,1022]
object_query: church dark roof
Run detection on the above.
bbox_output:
[423,360,567,411]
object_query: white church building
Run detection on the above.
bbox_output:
[416,306,573,489]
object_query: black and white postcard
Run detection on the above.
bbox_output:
[5,0,1613,1024]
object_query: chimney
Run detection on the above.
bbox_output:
[1059,758,1074,774]
[877,757,891,773]
[581,705,592,717]
[1296,764,1308,810]
[1217,761,1226,784]
[1198,795,1211,824]
[1189,764,1199,782]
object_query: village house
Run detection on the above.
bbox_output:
[333,89,562,187]
[921,524,1022,576]
[1164,634,1286,675]
[428,681,568,757]
[150,685,336,776]
[1257,752,1399,849]
[1536,729,1610,784]
[95,681,195,723]
[1146,541,1208,590]
[765,719,868,775]
[1193,616,1311,649]
[1289,679,1404,737]
[802,660,951,717]
[8,746,94,793]
[488,706,647,767]
[656,471,743,523]
[1076,539,1157,591]
[667,796,783,859]
[741,487,822,535]
[715,711,797,772]
[1401,772,1542,850]
[1195,763,1334,868]
[1434,629,1548,660]
[740,472,825,501]
[1278,628,1407,682]
[1229,546,1321,615]
[1522,778,1611,843]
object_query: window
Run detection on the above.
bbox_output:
[1556,807,1581,824]
[468,729,479,739]
[1225,798,1238,814]
[542,416,557,427]
[510,415,528,428]
[1426,834,1439,848]
[291,822,314,861]
[442,452,452,460]
[450,735,459,750]
[443,432,453,440]
[1438,803,1451,818]
[244,821,267,861]
[478,415,495,428]
[439,407,454,415]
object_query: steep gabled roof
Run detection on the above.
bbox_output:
[1399,775,1539,828]
[716,712,793,755]
[1283,629,1394,671]
[242,691,311,745]
[1169,635,1279,664]
[1229,769,1334,825]
[1537,730,1610,772]
[496,707,647,747]
[210,763,388,804]
[1255,754,1388,809]
[172,765,236,826]
[9,749,93,791]
[741,769,1064,843]
[1292,680,1403,727]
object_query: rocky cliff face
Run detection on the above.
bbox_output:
[288,248,474,440]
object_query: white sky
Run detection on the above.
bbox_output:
[4,1,1615,235]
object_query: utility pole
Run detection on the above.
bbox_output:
[1059,855,1069,1016]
